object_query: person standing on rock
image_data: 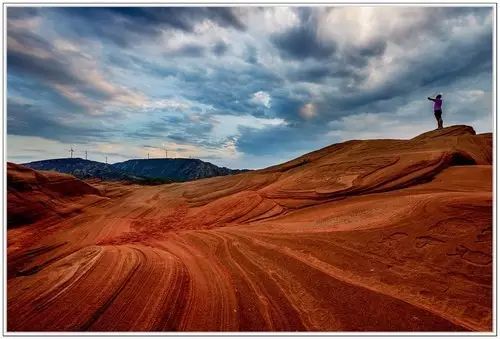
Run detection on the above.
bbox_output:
[427,94,443,129]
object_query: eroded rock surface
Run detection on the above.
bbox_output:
[7,126,492,331]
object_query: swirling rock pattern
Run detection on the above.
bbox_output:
[7,125,492,331]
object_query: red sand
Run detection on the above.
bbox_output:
[7,125,492,331]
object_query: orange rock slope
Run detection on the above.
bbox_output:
[7,125,492,332]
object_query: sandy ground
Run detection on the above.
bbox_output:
[7,125,492,331]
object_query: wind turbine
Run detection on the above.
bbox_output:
[105,156,108,164]
[85,150,88,160]
[161,143,168,159]
[68,147,74,159]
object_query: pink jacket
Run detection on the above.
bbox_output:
[433,98,442,110]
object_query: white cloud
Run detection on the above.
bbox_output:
[250,91,271,108]
[454,89,486,102]
[327,112,435,141]
[7,14,41,31]
[243,7,300,34]
[211,114,285,140]
[317,8,432,49]
[144,99,191,111]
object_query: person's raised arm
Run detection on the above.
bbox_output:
[427,97,435,102]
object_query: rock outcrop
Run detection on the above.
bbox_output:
[7,163,103,228]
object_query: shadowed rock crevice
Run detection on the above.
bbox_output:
[448,152,477,166]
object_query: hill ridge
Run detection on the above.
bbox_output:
[23,157,246,182]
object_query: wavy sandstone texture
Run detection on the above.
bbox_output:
[7,125,492,332]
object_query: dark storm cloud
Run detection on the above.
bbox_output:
[270,7,386,86]
[271,9,336,60]
[167,41,232,58]
[270,8,492,126]
[272,27,336,60]
[107,7,246,31]
[344,40,388,68]
[7,28,117,110]
[244,45,258,64]
[7,74,92,117]
[266,94,307,122]
[52,7,245,47]
[165,41,229,58]
[286,61,365,83]
[284,40,386,83]
[7,100,114,143]
[8,48,115,112]
[237,7,492,161]
[358,40,387,58]
[212,41,229,56]
[420,32,493,87]
[7,26,76,85]
[287,64,335,82]
[324,29,492,117]
[169,43,206,57]
[8,49,78,86]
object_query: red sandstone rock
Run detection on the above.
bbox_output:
[7,163,103,228]
[7,126,492,331]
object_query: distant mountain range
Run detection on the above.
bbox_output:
[112,158,247,181]
[22,157,247,183]
[23,158,146,182]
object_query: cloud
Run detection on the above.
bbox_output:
[52,7,245,47]
[299,103,317,119]
[168,43,206,57]
[236,123,329,158]
[250,91,271,108]
[212,41,229,56]
[7,99,115,143]
[271,8,337,60]
[7,22,147,114]
[7,7,39,20]
[144,99,191,111]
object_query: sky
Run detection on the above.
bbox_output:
[6,6,493,169]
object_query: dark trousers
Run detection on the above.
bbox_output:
[434,110,443,129]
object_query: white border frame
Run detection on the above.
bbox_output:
[1,2,497,337]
